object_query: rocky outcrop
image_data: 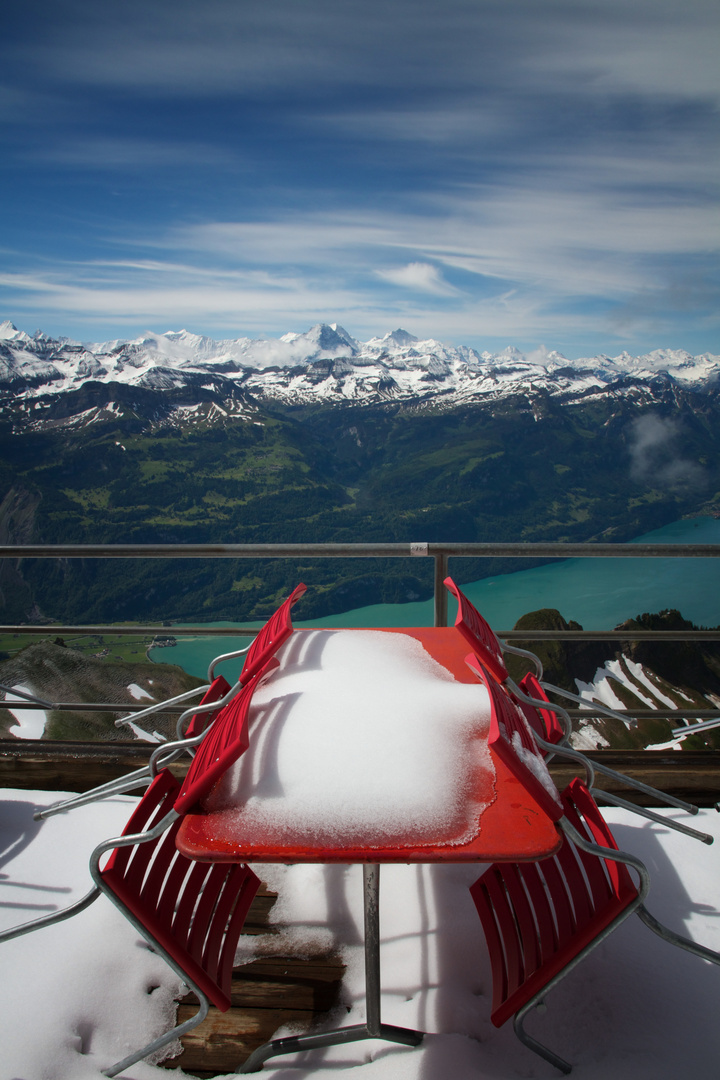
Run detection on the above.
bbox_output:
[0,640,204,742]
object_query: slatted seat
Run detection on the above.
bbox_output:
[468,655,720,1073]
[516,670,566,747]
[98,768,260,1020]
[1,658,278,1077]
[451,575,710,836]
[239,582,307,685]
[471,778,638,1031]
[172,658,277,816]
[444,575,513,682]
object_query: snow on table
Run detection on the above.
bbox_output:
[207,629,495,848]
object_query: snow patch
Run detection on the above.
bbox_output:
[4,685,47,739]
[2,789,720,1078]
[569,723,611,751]
[127,683,154,701]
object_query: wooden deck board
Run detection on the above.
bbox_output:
[2,740,719,805]
[157,884,346,1077]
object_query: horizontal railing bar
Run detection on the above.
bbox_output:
[501,629,720,641]
[0,624,256,637]
[1,542,720,559]
[563,709,720,721]
[2,625,719,641]
[2,700,718,721]
[0,701,189,713]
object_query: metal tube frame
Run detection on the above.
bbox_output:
[35,678,246,819]
[239,863,423,1073]
[512,817,651,1074]
[512,815,720,1074]
[506,682,713,840]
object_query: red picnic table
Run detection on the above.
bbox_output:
[175,625,561,1071]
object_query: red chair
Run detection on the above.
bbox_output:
[0,660,276,1076]
[449,575,711,834]
[36,583,306,821]
[516,670,567,746]
[469,657,720,1073]
[509,664,713,845]
[35,673,235,820]
[239,582,307,685]
[92,768,260,1077]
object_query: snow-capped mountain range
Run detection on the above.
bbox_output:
[2,319,719,416]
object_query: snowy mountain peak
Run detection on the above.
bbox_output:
[378,328,419,348]
[1,319,719,425]
[0,321,30,343]
[280,322,359,357]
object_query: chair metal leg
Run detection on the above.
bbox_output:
[34,768,153,820]
[104,993,210,1077]
[635,903,720,966]
[592,788,714,845]
[238,863,423,1073]
[513,1005,572,1075]
[0,885,100,944]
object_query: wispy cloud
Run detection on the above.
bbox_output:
[0,0,717,353]
[375,263,458,296]
[18,136,242,169]
[16,0,720,105]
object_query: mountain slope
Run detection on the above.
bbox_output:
[508,608,720,751]
[0,320,718,625]
[0,640,203,741]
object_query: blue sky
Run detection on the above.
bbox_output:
[1,0,718,356]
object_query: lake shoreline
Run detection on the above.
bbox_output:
[149,516,720,680]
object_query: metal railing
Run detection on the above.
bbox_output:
[3,538,720,629]
[1,540,719,724]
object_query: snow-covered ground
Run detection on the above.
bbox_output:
[1,788,720,1080]
[4,686,48,739]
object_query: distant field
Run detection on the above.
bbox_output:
[0,632,154,666]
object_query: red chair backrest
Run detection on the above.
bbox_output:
[240,583,306,685]
[470,778,638,1029]
[183,675,233,741]
[173,658,278,816]
[444,577,508,682]
[100,768,260,1011]
[466,653,564,822]
[516,671,566,747]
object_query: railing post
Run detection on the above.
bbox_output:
[434,553,448,627]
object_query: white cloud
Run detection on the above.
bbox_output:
[628,414,706,490]
[21,136,241,169]
[16,0,720,106]
[375,263,458,296]
[1,159,717,348]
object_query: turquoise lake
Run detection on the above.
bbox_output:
[150,516,720,680]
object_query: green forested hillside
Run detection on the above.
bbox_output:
[1,378,718,624]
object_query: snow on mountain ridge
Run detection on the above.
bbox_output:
[1,321,719,419]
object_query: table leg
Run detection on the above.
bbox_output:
[238,863,423,1073]
[364,863,382,1036]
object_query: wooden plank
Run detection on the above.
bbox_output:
[0,739,188,793]
[160,953,346,1076]
[547,750,720,807]
[166,1005,320,1075]
[2,740,719,804]
[154,877,346,1078]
